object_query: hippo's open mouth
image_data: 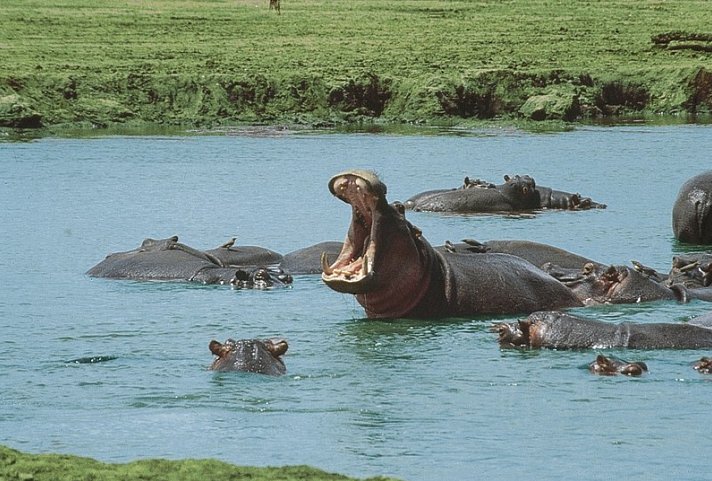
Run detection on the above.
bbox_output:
[322,171,383,293]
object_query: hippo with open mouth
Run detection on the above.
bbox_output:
[321,170,582,318]
[209,338,288,375]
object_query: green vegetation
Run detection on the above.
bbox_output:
[0,445,400,481]
[1,0,712,130]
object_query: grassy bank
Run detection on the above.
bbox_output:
[0,445,400,481]
[1,0,712,129]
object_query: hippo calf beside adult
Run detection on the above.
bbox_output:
[321,170,582,318]
[404,174,606,213]
[493,311,712,350]
[209,338,288,375]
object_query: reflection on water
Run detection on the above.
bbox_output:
[2,125,712,481]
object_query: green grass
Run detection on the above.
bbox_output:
[0,445,400,481]
[1,0,712,129]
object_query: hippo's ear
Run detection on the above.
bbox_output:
[265,339,288,357]
[669,284,689,303]
[503,175,511,182]
[209,340,223,356]
[621,362,647,376]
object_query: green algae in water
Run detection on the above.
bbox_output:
[0,445,401,481]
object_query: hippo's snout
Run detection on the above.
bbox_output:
[491,321,529,347]
[328,170,387,202]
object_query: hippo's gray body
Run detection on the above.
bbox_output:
[494,311,712,349]
[404,174,606,213]
[87,236,290,287]
[672,171,712,244]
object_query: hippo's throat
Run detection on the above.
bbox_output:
[322,174,379,293]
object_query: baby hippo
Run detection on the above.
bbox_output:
[209,338,288,376]
[588,354,648,376]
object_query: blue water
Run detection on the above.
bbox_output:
[2,125,712,481]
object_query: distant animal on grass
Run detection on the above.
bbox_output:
[269,0,280,14]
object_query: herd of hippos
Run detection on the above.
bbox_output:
[87,169,712,377]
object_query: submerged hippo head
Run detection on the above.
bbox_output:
[693,356,712,374]
[209,338,288,375]
[322,171,435,306]
[588,354,648,376]
[230,267,293,289]
[491,320,531,348]
[462,176,495,189]
[561,263,684,305]
[668,254,712,288]
[501,174,539,208]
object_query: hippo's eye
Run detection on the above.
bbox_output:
[254,269,270,280]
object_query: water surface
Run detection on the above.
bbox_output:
[2,125,712,481]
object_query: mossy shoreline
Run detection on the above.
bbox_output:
[2,66,712,131]
[2,1,712,133]
[0,445,400,481]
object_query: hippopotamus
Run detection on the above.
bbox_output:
[321,170,582,318]
[438,239,603,271]
[672,171,712,244]
[693,357,712,374]
[588,354,648,376]
[279,241,344,275]
[665,253,712,288]
[404,174,606,213]
[209,338,288,375]
[689,311,712,329]
[205,239,283,267]
[493,311,712,349]
[229,266,293,289]
[544,262,689,305]
[87,235,290,287]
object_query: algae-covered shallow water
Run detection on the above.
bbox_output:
[2,125,712,481]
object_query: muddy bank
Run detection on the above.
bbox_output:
[2,67,711,130]
[0,445,400,481]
